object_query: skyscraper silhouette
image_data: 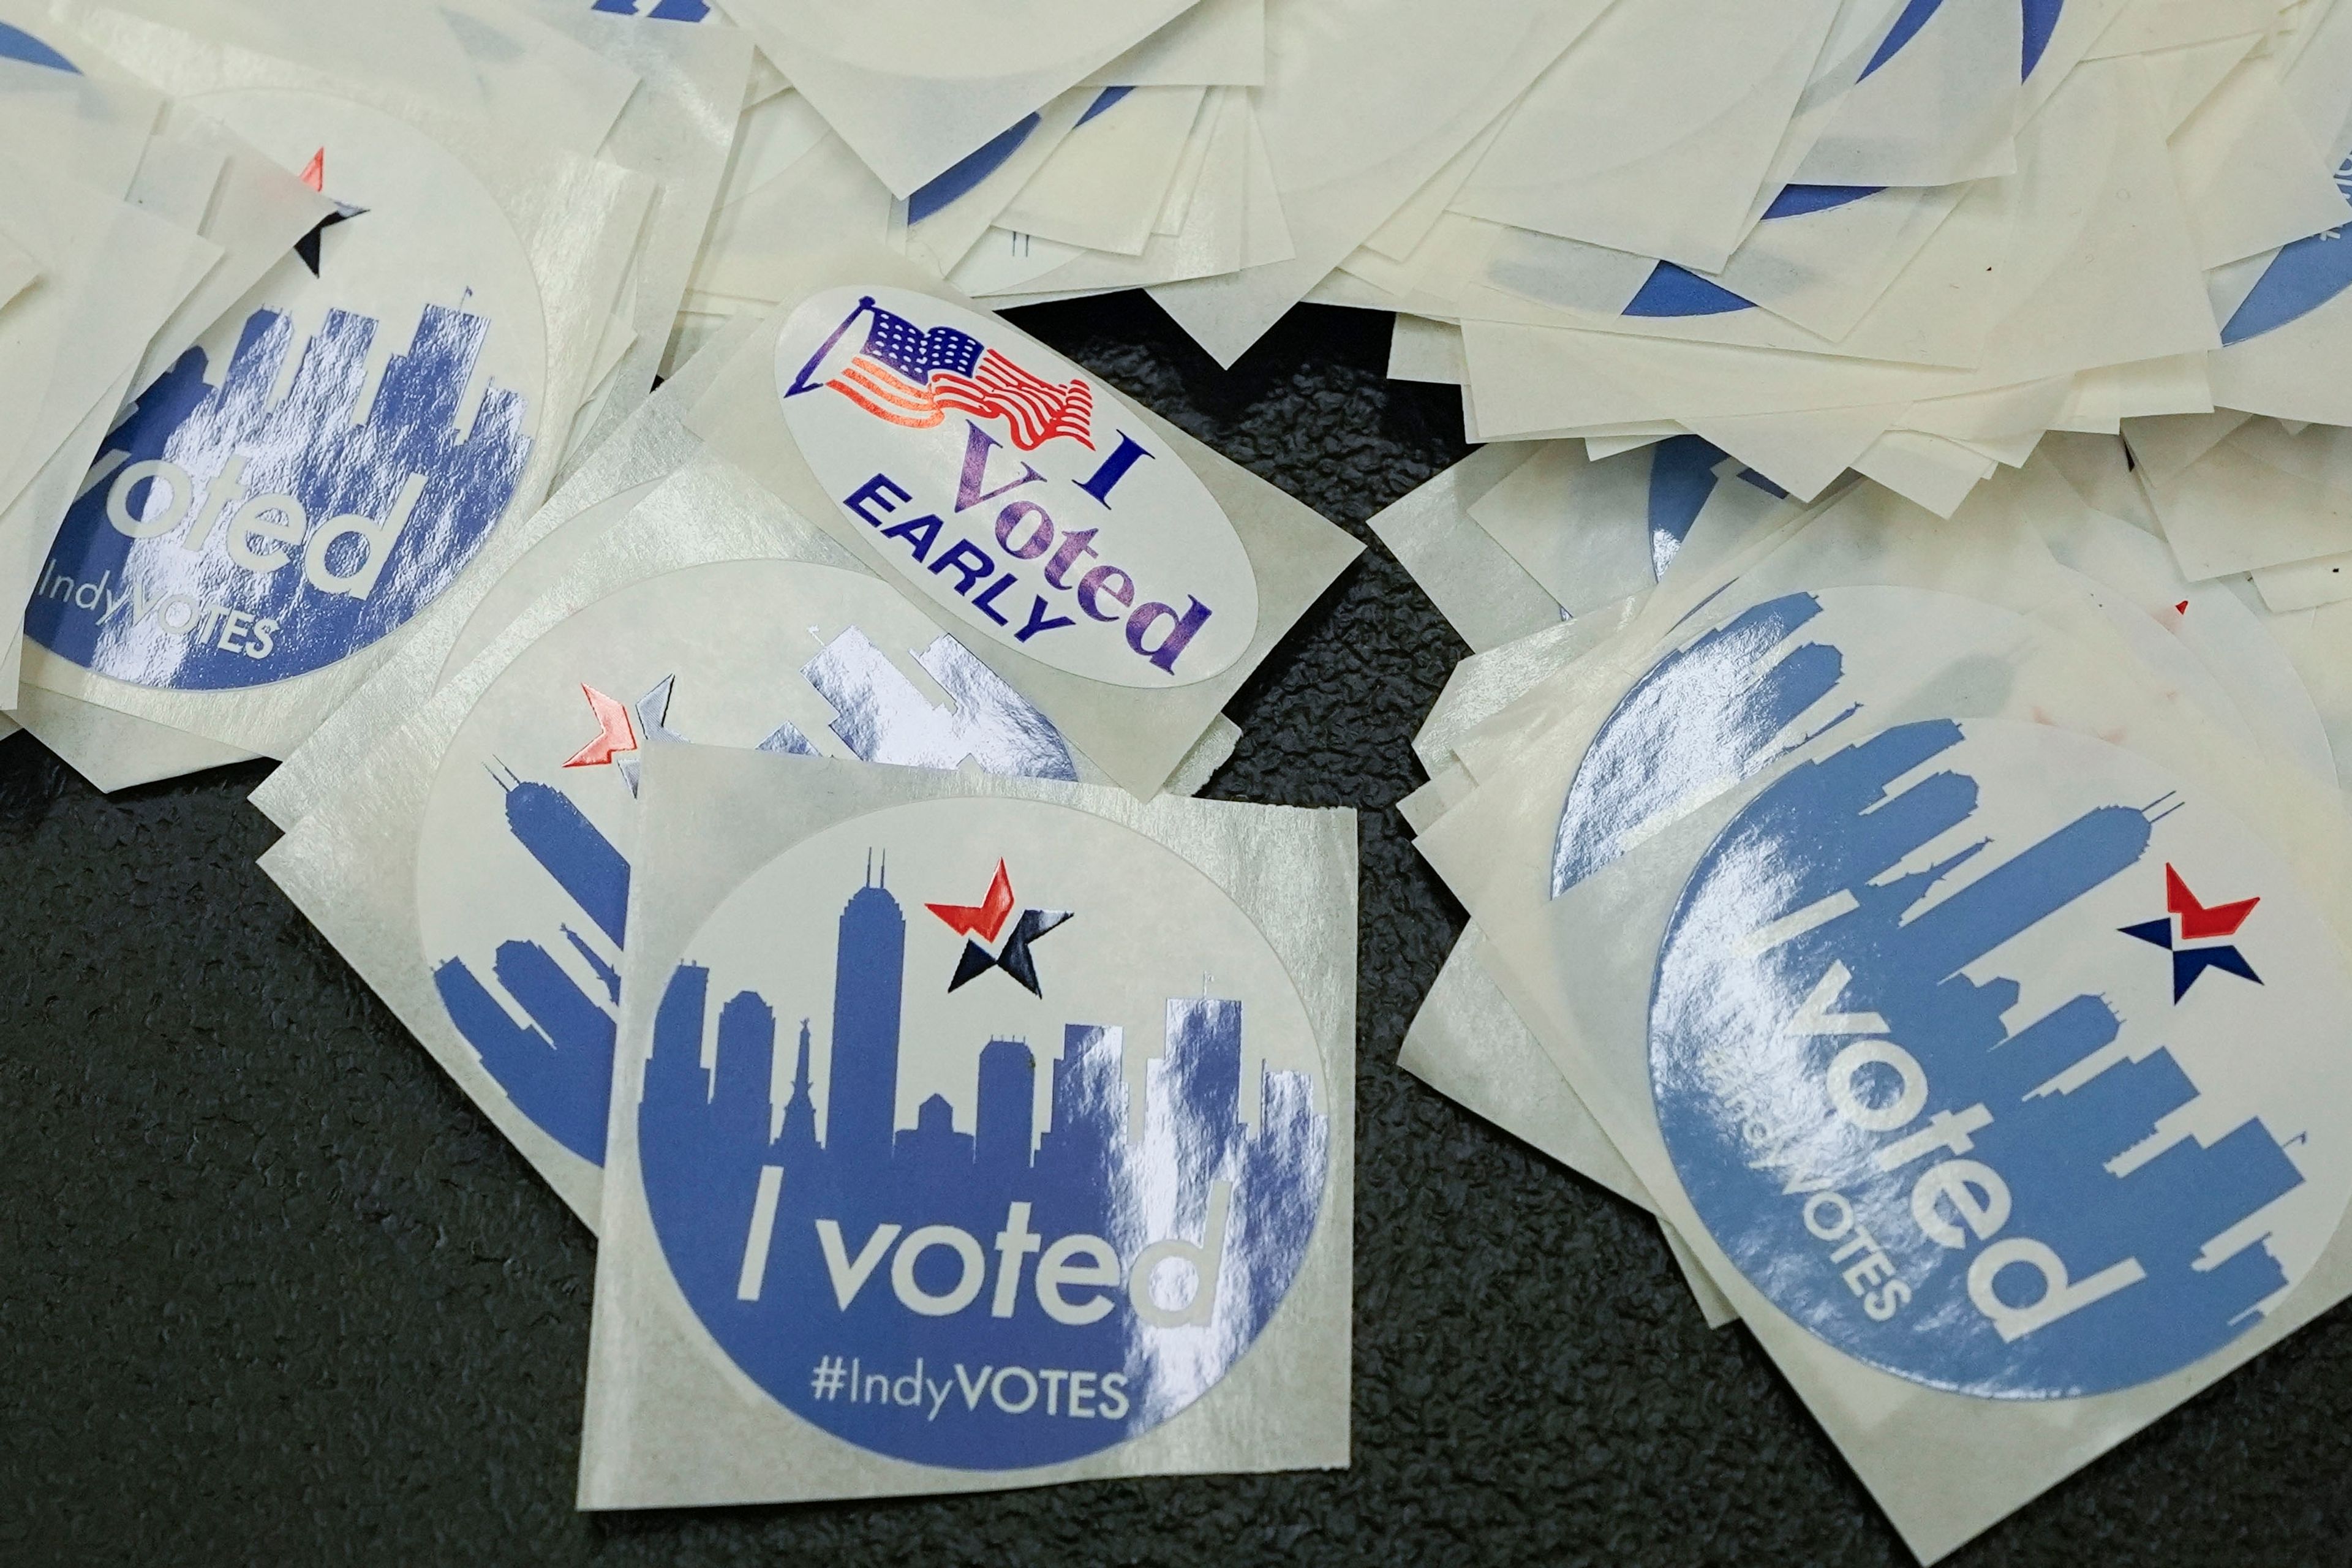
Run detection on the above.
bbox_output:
[429,938,612,1164]
[1034,1023,1126,1187]
[826,861,906,1168]
[778,1019,821,1169]
[713,990,776,1152]
[974,1038,1036,1176]
[895,1091,972,1180]
[499,775,630,946]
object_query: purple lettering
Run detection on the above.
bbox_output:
[993,500,1055,560]
[954,422,1046,513]
[1042,527,1101,589]
[1127,597,1213,674]
[1077,565,1136,622]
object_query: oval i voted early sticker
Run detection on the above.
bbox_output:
[775,285,1259,689]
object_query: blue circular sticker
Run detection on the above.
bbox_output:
[635,796,1332,1468]
[26,88,543,690]
[1649,718,2352,1396]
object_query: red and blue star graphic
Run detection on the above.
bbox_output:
[2120,864,2263,1001]
[560,676,678,795]
[927,860,1070,997]
[293,147,368,278]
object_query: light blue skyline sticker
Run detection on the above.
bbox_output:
[1648,718,2351,1397]
[25,89,553,694]
[29,304,532,689]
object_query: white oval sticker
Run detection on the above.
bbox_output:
[775,286,1259,688]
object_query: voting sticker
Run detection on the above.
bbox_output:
[625,790,1334,1469]
[415,558,1082,1170]
[1550,586,2021,897]
[28,88,546,690]
[774,285,1259,688]
[1648,717,2352,1398]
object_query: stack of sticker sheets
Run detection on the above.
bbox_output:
[1359,0,2352,522]
[1387,429,2352,1557]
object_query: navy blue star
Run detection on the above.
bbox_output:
[292,147,367,279]
[948,907,1072,997]
[2120,918,2263,1002]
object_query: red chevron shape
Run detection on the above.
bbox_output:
[562,684,637,769]
[927,861,1015,943]
[2166,864,2259,941]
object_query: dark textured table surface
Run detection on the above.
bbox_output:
[6,299,2350,1567]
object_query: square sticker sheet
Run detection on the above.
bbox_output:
[579,744,1355,1505]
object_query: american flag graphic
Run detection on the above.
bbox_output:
[820,300,1095,451]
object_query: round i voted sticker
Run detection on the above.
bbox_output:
[28,88,546,691]
[635,795,1332,1468]
[1649,718,2352,1397]
[415,559,1082,1167]
[775,285,1259,689]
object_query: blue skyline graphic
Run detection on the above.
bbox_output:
[1652,719,2307,1397]
[637,864,1328,1469]
[432,627,1080,1166]
[1554,590,1849,896]
[29,303,533,689]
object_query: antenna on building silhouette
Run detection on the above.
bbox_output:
[2142,791,2184,827]
[878,850,887,888]
[865,848,873,886]
[484,758,519,792]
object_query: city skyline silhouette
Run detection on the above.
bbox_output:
[32,301,535,689]
[431,624,1082,1166]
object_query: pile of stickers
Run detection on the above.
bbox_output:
[1362,10,2352,1564]
[12,0,2352,1555]
[1382,262,2352,1565]
[0,0,1365,1518]
[1356,0,2352,522]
